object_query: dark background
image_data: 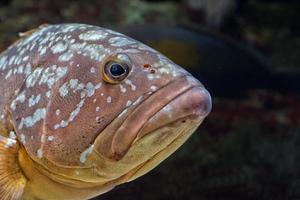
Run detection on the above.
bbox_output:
[1,0,299,199]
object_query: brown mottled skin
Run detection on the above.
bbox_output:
[0,24,211,200]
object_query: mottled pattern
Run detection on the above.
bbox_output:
[0,23,213,200]
[0,24,190,166]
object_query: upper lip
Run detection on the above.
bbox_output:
[93,75,211,161]
[135,86,211,141]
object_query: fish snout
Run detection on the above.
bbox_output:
[135,75,212,140]
[181,86,212,120]
[182,75,212,119]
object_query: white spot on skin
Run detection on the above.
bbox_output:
[59,82,69,97]
[138,43,157,53]
[107,96,112,104]
[79,30,108,41]
[20,134,26,144]
[125,79,136,91]
[96,107,100,112]
[24,63,32,76]
[90,67,96,73]
[109,36,136,47]
[17,65,24,74]
[8,56,15,65]
[120,85,127,93]
[46,91,51,98]
[23,56,29,62]
[158,67,170,74]
[15,57,22,65]
[80,91,86,99]
[10,91,26,110]
[59,120,68,128]
[5,69,12,79]
[93,99,97,103]
[9,131,16,139]
[19,108,46,129]
[117,54,131,63]
[0,56,8,71]
[147,74,155,80]
[70,39,76,44]
[153,60,181,77]
[26,67,43,88]
[56,109,61,116]
[28,94,41,107]
[150,85,158,92]
[51,41,68,54]
[122,49,141,54]
[86,82,101,97]
[39,46,47,55]
[69,79,79,90]
[80,144,94,163]
[58,51,73,62]
[69,43,109,61]
[37,148,43,158]
[48,136,54,141]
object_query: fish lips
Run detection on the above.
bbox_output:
[93,75,212,161]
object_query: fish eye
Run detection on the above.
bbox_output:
[110,63,126,76]
[103,61,130,84]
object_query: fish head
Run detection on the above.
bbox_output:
[71,37,212,184]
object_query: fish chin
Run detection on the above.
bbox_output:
[92,117,201,184]
[120,118,202,183]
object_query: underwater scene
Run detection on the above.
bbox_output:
[0,0,299,199]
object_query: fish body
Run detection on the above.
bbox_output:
[0,24,211,200]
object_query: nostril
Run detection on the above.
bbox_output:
[150,69,156,74]
[143,64,151,68]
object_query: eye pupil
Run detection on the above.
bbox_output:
[110,64,125,77]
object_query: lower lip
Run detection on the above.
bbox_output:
[122,119,201,183]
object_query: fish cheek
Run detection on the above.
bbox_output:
[43,86,99,166]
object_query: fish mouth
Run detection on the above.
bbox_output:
[93,75,211,161]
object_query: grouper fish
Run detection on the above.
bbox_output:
[0,24,211,200]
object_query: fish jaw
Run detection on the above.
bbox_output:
[94,75,211,163]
